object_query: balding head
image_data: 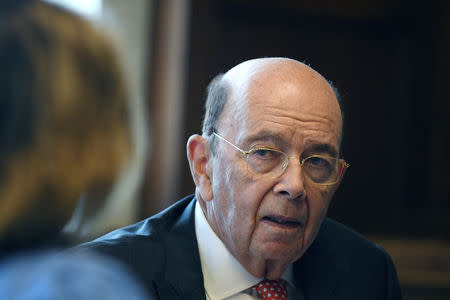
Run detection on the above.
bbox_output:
[202,58,343,149]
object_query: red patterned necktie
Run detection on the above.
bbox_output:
[250,279,288,300]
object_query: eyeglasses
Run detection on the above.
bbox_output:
[212,132,349,185]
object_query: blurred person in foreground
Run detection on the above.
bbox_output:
[81,58,402,299]
[0,1,148,299]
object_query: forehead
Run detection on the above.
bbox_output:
[220,60,342,152]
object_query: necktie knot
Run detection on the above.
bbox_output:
[250,279,288,300]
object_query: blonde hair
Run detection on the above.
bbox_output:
[0,1,131,246]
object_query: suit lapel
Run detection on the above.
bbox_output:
[155,197,206,300]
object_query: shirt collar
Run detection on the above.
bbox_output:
[195,200,294,299]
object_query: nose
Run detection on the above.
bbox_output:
[273,156,306,200]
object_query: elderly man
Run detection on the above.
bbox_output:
[81,58,402,299]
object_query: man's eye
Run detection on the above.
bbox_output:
[253,149,277,160]
[306,156,330,167]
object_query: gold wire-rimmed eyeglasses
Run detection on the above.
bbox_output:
[212,132,349,185]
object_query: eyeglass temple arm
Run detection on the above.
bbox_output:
[212,132,249,155]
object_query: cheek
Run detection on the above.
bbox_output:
[211,151,275,244]
[212,160,248,226]
[307,185,333,215]
[303,187,334,246]
[226,169,272,241]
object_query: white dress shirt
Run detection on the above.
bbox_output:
[195,201,299,300]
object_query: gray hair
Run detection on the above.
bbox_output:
[201,74,231,135]
[201,74,231,153]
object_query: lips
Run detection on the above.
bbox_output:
[262,215,302,228]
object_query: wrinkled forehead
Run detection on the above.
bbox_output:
[219,58,342,139]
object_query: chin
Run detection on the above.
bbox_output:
[257,241,304,262]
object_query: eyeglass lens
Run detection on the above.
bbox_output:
[245,149,341,184]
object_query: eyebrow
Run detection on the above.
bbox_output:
[243,130,288,149]
[244,130,338,157]
[304,144,338,158]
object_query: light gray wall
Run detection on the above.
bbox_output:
[65,0,153,239]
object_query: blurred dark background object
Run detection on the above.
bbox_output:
[142,0,449,299]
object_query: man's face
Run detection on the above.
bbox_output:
[204,60,343,279]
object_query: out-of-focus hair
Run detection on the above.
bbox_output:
[0,0,131,248]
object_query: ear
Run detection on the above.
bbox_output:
[333,161,348,190]
[186,134,213,201]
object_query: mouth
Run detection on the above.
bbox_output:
[262,215,303,228]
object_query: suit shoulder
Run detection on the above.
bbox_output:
[320,218,379,249]
[317,218,394,264]
[311,218,402,299]
[76,195,195,261]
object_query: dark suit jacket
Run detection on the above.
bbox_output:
[80,195,402,299]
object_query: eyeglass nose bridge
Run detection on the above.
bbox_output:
[280,154,304,174]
